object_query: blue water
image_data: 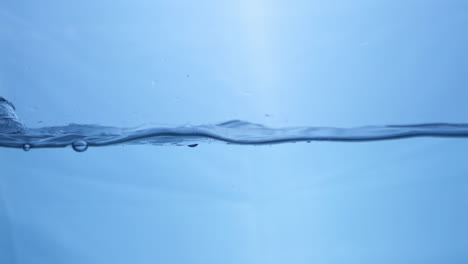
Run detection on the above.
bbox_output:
[1,0,468,264]
[3,99,468,150]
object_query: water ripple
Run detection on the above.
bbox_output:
[1,98,468,151]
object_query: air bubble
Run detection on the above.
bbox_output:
[72,140,88,152]
[23,144,31,151]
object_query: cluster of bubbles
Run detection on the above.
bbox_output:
[2,97,90,152]
[21,141,89,152]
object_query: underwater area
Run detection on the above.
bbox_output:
[1,0,467,263]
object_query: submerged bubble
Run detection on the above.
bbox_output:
[72,140,88,152]
[23,144,31,151]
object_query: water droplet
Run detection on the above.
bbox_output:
[188,144,198,148]
[72,140,88,152]
[23,144,31,151]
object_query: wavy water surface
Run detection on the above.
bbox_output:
[1,98,468,152]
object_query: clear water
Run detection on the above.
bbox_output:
[1,1,468,263]
[2,103,468,149]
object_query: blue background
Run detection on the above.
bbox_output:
[1,0,467,263]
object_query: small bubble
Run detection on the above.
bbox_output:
[23,144,31,151]
[72,140,88,152]
[188,144,198,148]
